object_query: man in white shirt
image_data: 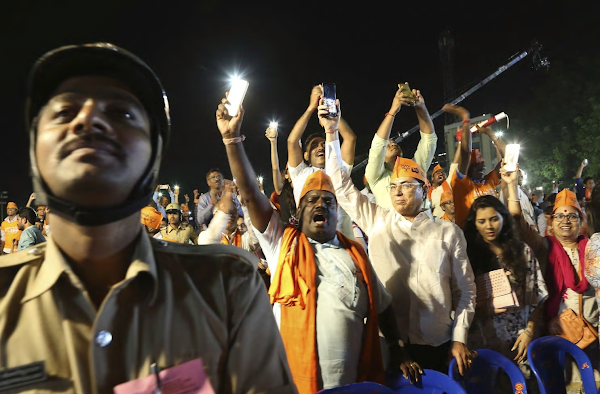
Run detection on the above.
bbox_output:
[215,95,421,391]
[429,163,458,217]
[323,100,476,377]
[364,84,437,210]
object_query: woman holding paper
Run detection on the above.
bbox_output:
[464,195,548,387]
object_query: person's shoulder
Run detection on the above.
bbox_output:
[150,238,259,274]
[589,232,600,245]
[0,244,46,288]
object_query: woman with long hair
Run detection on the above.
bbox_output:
[464,195,547,387]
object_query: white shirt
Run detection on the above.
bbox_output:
[255,210,391,388]
[430,163,458,218]
[197,209,260,252]
[326,140,476,346]
[288,161,355,240]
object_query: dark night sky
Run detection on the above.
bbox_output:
[1,0,599,206]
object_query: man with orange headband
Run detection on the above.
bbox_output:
[442,104,507,228]
[216,95,415,392]
[324,100,476,377]
[1,202,22,254]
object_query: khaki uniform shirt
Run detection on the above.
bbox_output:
[0,232,295,394]
[158,223,198,244]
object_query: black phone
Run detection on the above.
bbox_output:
[322,83,337,117]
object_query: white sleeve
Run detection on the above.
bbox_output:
[254,210,286,277]
[450,228,476,344]
[197,210,230,245]
[326,140,386,237]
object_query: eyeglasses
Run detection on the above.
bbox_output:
[208,175,223,181]
[552,213,579,222]
[386,182,421,193]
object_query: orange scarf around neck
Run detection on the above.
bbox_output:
[269,226,384,394]
[220,230,242,247]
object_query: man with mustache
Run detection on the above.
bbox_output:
[325,100,476,377]
[0,43,294,393]
[216,93,415,393]
[364,84,437,210]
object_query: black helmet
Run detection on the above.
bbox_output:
[26,43,171,226]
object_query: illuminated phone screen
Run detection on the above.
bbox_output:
[322,83,337,117]
[504,144,520,172]
[225,79,249,117]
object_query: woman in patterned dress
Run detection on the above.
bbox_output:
[464,195,548,390]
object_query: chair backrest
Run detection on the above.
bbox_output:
[385,370,467,393]
[448,349,528,393]
[527,336,597,394]
[318,382,396,393]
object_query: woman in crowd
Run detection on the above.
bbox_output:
[464,195,547,390]
[585,184,600,317]
[503,168,599,387]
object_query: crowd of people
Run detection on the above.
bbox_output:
[1,42,600,394]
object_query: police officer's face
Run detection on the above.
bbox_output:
[167,211,180,226]
[36,76,152,207]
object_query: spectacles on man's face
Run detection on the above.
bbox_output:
[552,213,579,222]
[386,181,421,193]
[208,174,223,181]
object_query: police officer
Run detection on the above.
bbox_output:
[156,202,198,244]
[0,43,294,394]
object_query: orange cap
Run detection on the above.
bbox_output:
[298,171,336,207]
[440,191,454,205]
[553,189,582,216]
[470,149,484,164]
[180,203,189,212]
[141,206,163,230]
[6,202,17,210]
[432,164,444,176]
[392,157,429,185]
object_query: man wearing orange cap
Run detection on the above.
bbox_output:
[439,191,456,222]
[216,95,417,392]
[429,163,458,218]
[324,100,476,377]
[1,202,22,254]
[442,104,507,228]
[364,84,437,210]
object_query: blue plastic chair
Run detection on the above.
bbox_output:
[448,349,528,393]
[527,336,597,394]
[318,382,397,393]
[385,370,467,393]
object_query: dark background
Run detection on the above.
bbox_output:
[1,0,598,206]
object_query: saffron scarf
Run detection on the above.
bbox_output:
[269,226,384,394]
[545,235,589,320]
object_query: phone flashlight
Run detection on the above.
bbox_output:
[225,78,249,117]
[269,121,278,130]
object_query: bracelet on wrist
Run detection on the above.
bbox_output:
[223,135,246,145]
[325,129,339,134]
[385,112,396,118]
[462,119,471,124]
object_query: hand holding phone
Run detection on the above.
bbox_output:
[503,144,520,172]
[399,83,417,104]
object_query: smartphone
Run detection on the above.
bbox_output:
[503,144,520,172]
[160,184,169,190]
[225,79,249,117]
[322,83,338,117]
[399,83,417,103]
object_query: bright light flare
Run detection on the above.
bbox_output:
[257,176,263,183]
[157,192,163,197]
[269,121,278,129]
[495,131,504,138]
[174,185,180,189]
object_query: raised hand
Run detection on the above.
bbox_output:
[265,126,278,141]
[317,98,341,133]
[216,93,245,139]
[442,104,470,120]
[308,85,323,111]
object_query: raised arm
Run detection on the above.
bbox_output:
[364,86,411,184]
[287,85,321,167]
[411,90,437,172]
[265,126,284,194]
[443,104,471,175]
[26,193,35,208]
[479,126,506,175]
[338,117,357,165]
[216,98,273,232]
